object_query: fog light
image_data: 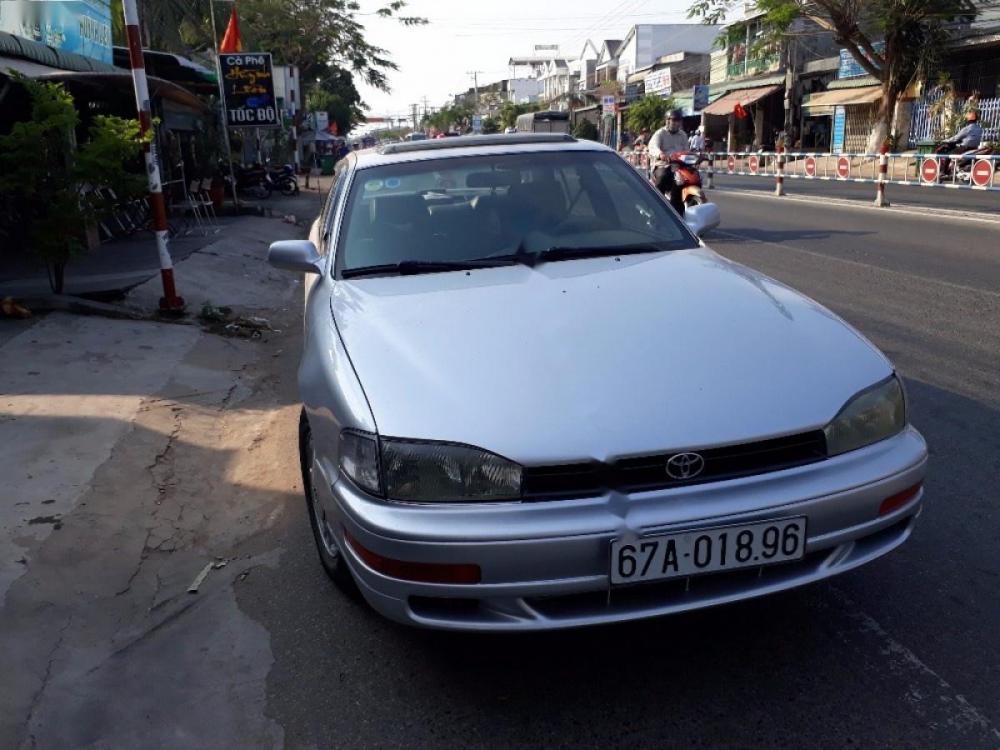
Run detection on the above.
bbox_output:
[343,531,481,584]
[878,482,922,516]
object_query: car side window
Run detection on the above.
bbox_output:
[319,164,349,256]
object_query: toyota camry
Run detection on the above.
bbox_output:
[267,133,927,631]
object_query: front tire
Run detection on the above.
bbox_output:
[299,411,360,598]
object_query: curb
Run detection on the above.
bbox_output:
[708,185,1000,225]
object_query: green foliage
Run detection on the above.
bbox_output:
[0,79,147,292]
[625,95,676,134]
[422,103,474,134]
[498,101,541,130]
[307,66,366,135]
[687,0,976,146]
[0,79,83,279]
[480,116,500,135]
[572,118,599,141]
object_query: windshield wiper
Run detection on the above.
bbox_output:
[341,258,519,279]
[536,242,665,262]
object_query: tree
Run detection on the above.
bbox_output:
[625,95,676,134]
[0,79,147,293]
[307,65,366,135]
[481,116,501,134]
[114,0,425,93]
[498,101,541,130]
[572,118,600,141]
[688,0,976,153]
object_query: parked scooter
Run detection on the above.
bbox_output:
[266,163,300,196]
[223,161,272,199]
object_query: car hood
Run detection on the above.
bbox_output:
[331,248,891,464]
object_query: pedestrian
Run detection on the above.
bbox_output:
[648,109,689,214]
[689,126,706,152]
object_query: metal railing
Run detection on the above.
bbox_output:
[706,151,1000,191]
[622,149,999,192]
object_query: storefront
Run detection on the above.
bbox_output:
[701,83,783,150]
[801,84,881,152]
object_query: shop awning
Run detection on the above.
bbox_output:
[803,85,881,108]
[35,71,208,112]
[701,85,782,116]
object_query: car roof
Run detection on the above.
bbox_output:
[354,134,614,169]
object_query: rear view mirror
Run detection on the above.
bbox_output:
[268,240,323,274]
[684,203,721,238]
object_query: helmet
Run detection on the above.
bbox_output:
[966,110,979,122]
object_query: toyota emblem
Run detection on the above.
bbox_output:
[665,452,706,480]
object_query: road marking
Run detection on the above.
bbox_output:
[712,186,1000,227]
[711,228,1000,300]
[830,587,1000,742]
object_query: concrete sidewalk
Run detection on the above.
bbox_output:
[0,184,326,300]
[0,209,309,748]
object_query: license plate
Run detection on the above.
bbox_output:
[610,517,807,585]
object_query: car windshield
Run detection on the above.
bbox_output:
[335,150,698,277]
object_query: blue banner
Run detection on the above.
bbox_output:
[831,106,846,153]
[0,1,113,64]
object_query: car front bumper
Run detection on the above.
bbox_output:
[315,426,927,631]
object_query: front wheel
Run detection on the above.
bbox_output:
[280,179,299,196]
[684,191,706,208]
[299,412,361,598]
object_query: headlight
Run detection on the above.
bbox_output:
[824,376,906,456]
[381,439,522,502]
[339,430,381,495]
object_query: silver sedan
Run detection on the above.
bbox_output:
[268,134,927,631]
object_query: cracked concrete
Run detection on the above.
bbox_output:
[0,211,309,748]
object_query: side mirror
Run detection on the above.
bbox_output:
[268,240,323,274]
[684,202,721,238]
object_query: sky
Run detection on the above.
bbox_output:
[354,0,702,124]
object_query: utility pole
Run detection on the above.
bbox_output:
[466,70,482,110]
[121,0,183,312]
[410,103,418,131]
[209,0,240,209]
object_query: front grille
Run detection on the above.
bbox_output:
[522,430,827,500]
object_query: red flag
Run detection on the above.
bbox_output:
[733,102,748,119]
[330,121,339,136]
[219,6,243,53]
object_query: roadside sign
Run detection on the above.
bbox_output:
[693,84,710,112]
[971,159,993,187]
[920,157,939,184]
[836,156,850,179]
[472,114,482,133]
[219,53,281,128]
[727,155,736,172]
[601,95,616,112]
[748,155,759,174]
[804,156,817,177]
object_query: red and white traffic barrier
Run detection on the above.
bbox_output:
[122,0,183,312]
[775,144,785,196]
[874,151,889,207]
[714,151,999,193]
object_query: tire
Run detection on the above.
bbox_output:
[280,179,299,196]
[299,411,361,598]
[684,193,705,208]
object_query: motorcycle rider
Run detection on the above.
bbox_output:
[938,110,983,176]
[648,109,689,214]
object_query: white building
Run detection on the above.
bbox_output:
[615,24,722,84]
[594,39,623,85]
[573,39,601,92]
[539,58,576,106]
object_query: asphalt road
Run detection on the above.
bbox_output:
[235,193,1000,747]
[712,171,1000,215]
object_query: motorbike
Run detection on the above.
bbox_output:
[266,163,300,196]
[954,145,995,182]
[667,150,708,208]
[223,161,272,199]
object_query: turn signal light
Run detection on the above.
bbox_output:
[343,531,481,584]
[878,482,922,516]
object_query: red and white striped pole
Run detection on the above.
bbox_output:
[706,150,715,189]
[874,147,890,207]
[122,0,184,311]
[775,142,785,196]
